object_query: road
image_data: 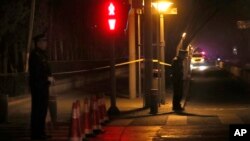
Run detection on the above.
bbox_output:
[0,64,250,141]
[153,65,250,141]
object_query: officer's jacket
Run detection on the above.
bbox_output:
[171,57,184,80]
[29,48,51,86]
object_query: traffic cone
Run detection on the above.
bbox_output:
[98,95,104,124]
[91,96,102,133]
[100,93,109,123]
[69,102,82,141]
[81,97,94,137]
[46,107,53,130]
[75,100,85,139]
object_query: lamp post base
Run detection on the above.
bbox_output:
[107,106,120,115]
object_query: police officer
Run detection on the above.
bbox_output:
[29,33,54,140]
[171,50,186,111]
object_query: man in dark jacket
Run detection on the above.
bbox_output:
[29,33,54,140]
[171,50,186,111]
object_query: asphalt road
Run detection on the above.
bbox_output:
[0,65,250,141]
[151,65,250,141]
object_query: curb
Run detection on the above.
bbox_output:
[9,95,31,106]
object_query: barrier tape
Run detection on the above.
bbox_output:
[115,59,144,67]
[52,59,171,75]
[153,59,172,67]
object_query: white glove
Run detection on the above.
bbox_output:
[48,76,55,85]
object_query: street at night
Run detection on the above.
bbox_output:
[0,64,250,140]
[1,0,250,141]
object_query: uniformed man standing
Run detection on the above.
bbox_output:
[29,33,54,140]
[171,50,186,111]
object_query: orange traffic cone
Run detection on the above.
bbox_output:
[91,96,102,133]
[69,102,82,141]
[75,100,85,139]
[98,95,104,124]
[81,97,94,137]
[46,107,53,131]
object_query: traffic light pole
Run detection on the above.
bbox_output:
[108,36,120,115]
[143,0,153,108]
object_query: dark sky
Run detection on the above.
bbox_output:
[162,0,250,63]
[190,0,250,62]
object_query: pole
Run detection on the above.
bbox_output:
[128,8,136,99]
[137,9,142,98]
[25,0,36,72]
[108,37,120,115]
[143,0,153,108]
[156,12,161,105]
[159,14,166,104]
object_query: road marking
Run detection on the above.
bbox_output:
[167,115,187,125]
[218,114,243,124]
[9,97,31,106]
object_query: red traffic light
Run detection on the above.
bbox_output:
[108,19,116,30]
[108,2,116,30]
[108,2,115,16]
[94,0,129,33]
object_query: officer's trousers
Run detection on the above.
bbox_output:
[173,79,183,108]
[30,84,49,137]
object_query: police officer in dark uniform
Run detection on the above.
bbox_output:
[29,33,53,140]
[171,50,186,111]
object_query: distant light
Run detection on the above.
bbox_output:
[217,58,221,61]
[201,51,205,55]
[233,47,238,55]
[190,65,208,71]
[199,66,208,71]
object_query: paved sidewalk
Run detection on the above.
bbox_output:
[2,82,194,141]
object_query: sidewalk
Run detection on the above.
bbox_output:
[56,88,177,123]
[6,87,178,122]
[3,84,191,141]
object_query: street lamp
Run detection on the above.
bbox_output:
[152,1,173,13]
[152,0,173,104]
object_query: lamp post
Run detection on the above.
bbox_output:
[152,1,173,104]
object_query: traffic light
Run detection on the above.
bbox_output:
[102,0,130,33]
[108,2,116,31]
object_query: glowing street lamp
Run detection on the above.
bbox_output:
[152,1,173,13]
[152,0,173,105]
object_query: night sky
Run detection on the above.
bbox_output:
[0,0,249,68]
